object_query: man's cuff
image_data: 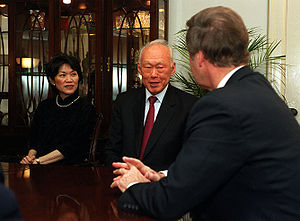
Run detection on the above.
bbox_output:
[127,182,139,189]
[159,170,168,177]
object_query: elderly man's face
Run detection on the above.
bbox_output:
[138,44,176,95]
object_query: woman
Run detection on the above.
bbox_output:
[20,54,97,165]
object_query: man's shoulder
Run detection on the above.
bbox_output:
[116,87,144,101]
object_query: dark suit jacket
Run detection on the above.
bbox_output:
[117,66,300,221]
[0,167,22,221]
[104,84,198,171]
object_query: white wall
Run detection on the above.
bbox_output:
[268,0,300,122]
[285,0,300,121]
[168,0,268,48]
[168,0,268,85]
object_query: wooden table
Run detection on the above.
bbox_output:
[1,162,156,221]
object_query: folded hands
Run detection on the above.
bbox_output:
[110,156,165,192]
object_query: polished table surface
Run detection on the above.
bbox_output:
[1,162,157,221]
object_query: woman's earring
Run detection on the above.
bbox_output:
[53,83,55,86]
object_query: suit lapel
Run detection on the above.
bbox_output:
[142,85,177,158]
[134,88,146,156]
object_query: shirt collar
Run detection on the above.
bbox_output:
[217,65,245,88]
[145,84,169,103]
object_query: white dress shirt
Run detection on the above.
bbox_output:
[144,84,168,124]
[217,65,245,88]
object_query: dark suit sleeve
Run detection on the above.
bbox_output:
[103,95,124,166]
[0,185,22,221]
[117,95,249,220]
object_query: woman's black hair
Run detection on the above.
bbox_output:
[46,54,83,92]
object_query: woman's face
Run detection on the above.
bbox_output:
[49,64,79,99]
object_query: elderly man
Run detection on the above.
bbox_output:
[103,39,197,171]
[111,6,300,221]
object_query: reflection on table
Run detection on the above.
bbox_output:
[1,162,156,221]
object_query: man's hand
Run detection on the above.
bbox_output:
[110,162,150,192]
[112,156,165,182]
[20,149,37,164]
[20,155,35,164]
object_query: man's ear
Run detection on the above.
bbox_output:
[197,51,205,67]
[137,62,141,74]
[170,62,176,76]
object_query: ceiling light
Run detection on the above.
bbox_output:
[63,0,72,4]
[78,3,87,10]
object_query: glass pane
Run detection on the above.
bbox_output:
[0,4,8,126]
[61,1,96,104]
[158,0,166,39]
[15,2,49,126]
[112,5,150,100]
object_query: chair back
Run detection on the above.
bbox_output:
[89,113,104,163]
